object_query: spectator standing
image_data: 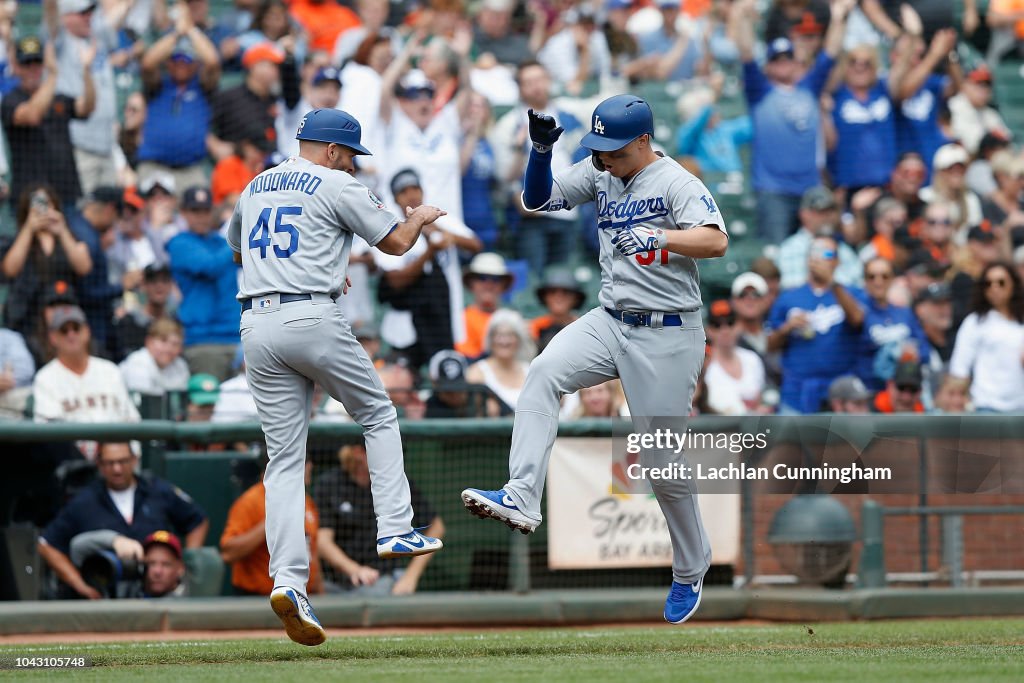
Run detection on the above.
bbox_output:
[166,187,240,380]
[460,92,499,250]
[379,38,467,222]
[636,0,702,83]
[455,252,514,359]
[1,35,95,209]
[948,261,1024,413]
[70,186,125,356]
[768,235,866,413]
[980,150,1024,244]
[704,300,768,415]
[289,0,359,54]
[732,0,851,243]
[38,441,207,599]
[856,257,929,391]
[776,186,863,289]
[0,186,91,345]
[489,60,584,275]
[43,0,119,193]
[105,187,167,299]
[535,4,611,96]
[887,29,960,178]
[966,132,1011,199]
[119,317,190,396]
[471,0,531,66]
[208,42,299,162]
[137,10,221,195]
[674,72,752,177]
[276,64,341,159]
[948,64,1011,155]
[375,168,482,369]
[332,0,392,65]
[825,44,896,192]
[315,443,443,595]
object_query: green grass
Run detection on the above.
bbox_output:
[1,619,1022,681]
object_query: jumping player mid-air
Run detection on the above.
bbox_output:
[228,109,445,646]
[463,95,728,624]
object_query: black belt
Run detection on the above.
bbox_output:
[605,307,684,327]
[241,293,312,312]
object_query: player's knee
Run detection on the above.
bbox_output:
[351,398,398,429]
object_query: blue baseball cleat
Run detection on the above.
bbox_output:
[461,488,538,534]
[664,577,703,624]
[270,586,326,646]
[376,530,443,559]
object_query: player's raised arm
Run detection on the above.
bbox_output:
[376,205,448,256]
[521,109,564,210]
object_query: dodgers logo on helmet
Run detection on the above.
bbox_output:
[581,94,654,152]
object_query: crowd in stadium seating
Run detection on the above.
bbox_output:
[1,0,1023,443]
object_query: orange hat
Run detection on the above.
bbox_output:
[242,43,285,69]
[123,187,144,211]
[792,11,825,35]
[967,64,992,84]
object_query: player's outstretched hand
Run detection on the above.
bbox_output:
[406,204,448,226]
[611,226,667,256]
[527,109,563,154]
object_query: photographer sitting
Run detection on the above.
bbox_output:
[70,529,188,599]
[37,441,208,599]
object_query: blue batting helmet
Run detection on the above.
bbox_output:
[580,94,654,152]
[295,108,372,155]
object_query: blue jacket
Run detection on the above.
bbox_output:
[166,230,240,346]
[41,476,207,555]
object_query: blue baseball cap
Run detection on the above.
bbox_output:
[607,0,631,10]
[766,37,795,62]
[312,67,341,87]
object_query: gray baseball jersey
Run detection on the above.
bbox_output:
[227,156,398,299]
[532,155,726,312]
[228,155,418,596]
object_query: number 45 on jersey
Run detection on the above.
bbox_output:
[249,206,301,259]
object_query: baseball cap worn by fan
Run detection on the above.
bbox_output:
[44,280,79,307]
[242,42,285,70]
[828,375,872,403]
[182,186,213,211]
[49,305,88,331]
[140,173,176,198]
[892,362,923,389]
[59,0,96,14]
[967,222,997,243]
[144,263,172,281]
[914,282,952,306]
[188,373,220,406]
[707,299,736,326]
[731,272,769,298]
[395,69,435,99]
[463,252,514,289]
[429,350,470,391]
[143,530,183,560]
[86,186,124,210]
[15,36,44,64]
[932,144,969,171]
[536,268,585,309]
[390,168,422,197]
[767,37,795,61]
[170,37,196,63]
[801,186,837,211]
[312,67,341,87]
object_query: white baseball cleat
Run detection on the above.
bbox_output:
[461,488,538,534]
[270,586,326,646]
[376,530,444,559]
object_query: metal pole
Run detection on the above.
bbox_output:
[941,514,964,588]
[918,434,929,585]
[859,499,886,588]
[508,532,531,593]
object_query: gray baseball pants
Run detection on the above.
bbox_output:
[241,295,414,593]
[504,307,712,583]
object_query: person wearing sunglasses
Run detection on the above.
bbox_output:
[704,300,769,415]
[826,45,896,193]
[872,360,925,413]
[777,185,863,290]
[856,257,929,392]
[919,144,983,238]
[454,252,514,360]
[948,261,1024,413]
[768,234,866,413]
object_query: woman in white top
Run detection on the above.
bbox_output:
[466,309,536,415]
[949,261,1024,413]
[703,300,768,415]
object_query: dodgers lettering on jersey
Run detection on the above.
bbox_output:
[532,155,726,312]
[228,156,399,300]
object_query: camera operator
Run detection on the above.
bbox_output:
[70,529,187,598]
[37,441,207,599]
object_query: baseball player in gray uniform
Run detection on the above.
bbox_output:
[227,108,445,646]
[463,95,728,624]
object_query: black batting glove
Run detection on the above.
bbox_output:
[527,108,564,154]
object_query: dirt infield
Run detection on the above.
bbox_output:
[0,621,776,645]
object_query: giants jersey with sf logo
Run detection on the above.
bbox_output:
[528,155,727,312]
